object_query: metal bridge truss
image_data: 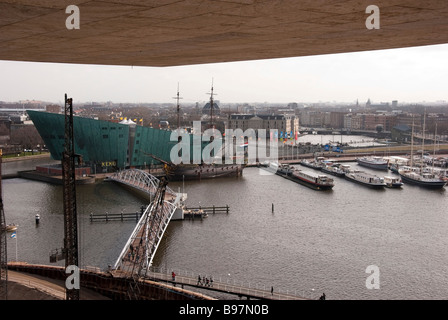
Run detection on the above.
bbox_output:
[110,170,179,284]
[108,169,176,201]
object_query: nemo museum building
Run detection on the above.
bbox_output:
[27,110,177,173]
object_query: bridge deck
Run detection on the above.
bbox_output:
[145,271,309,300]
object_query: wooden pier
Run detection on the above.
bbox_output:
[182,205,230,220]
[90,207,145,222]
[184,205,230,214]
[90,205,230,222]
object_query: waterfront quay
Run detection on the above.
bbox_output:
[6,262,307,300]
[2,139,448,300]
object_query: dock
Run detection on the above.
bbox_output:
[90,207,145,222]
[184,205,230,214]
[182,205,230,220]
[90,205,229,222]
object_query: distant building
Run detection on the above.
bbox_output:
[345,113,397,131]
[299,110,322,127]
[46,104,61,113]
[366,99,391,110]
[391,124,411,142]
[226,114,299,137]
[202,101,220,115]
[392,100,398,108]
[329,112,347,129]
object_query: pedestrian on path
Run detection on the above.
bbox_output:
[271,286,274,295]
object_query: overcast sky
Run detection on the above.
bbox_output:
[1,43,448,105]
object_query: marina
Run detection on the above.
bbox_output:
[3,0,448,305]
[3,160,448,300]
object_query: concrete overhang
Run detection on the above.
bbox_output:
[1,0,448,67]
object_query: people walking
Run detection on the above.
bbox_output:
[271,286,274,295]
[197,275,202,285]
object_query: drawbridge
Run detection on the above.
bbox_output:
[108,169,183,297]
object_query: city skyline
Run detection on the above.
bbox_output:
[1,43,448,105]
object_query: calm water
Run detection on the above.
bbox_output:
[2,156,448,300]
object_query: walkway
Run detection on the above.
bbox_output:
[146,270,310,300]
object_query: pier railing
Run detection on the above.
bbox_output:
[145,267,314,300]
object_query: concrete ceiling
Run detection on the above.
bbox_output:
[1,0,448,67]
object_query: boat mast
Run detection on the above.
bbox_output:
[432,122,437,173]
[207,79,216,130]
[410,116,414,167]
[174,83,182,130]
[173,84,182,161]
[421,110,426,172]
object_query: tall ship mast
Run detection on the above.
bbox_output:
[207,80,216,130]
[398,112,446,189]
[174,83,182,131]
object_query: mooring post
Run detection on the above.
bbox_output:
[272,203,274,213]
[226,205,229,214]
[213,205,215,214]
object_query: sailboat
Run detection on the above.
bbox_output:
[147,83,244,181]
[398,113,446,189]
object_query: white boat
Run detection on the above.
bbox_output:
[398,166,446,189]
[344,170,386,188]
[300,157,325,171]
[290,169,334,190]
[398,114,446,189]
[356,156,388,170]
[384,176,403,188]
[321,163,345,177]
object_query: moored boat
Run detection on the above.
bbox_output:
[384,176,403,188]
[277,164,293,176]
[321,163,345,177]
[356,156,388,170]
[344,170,386,188]
[289,168,334,190]
[398,167,446,189]
[389,163,400,174]
[299,157,325,171]
[396,114,446,189]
